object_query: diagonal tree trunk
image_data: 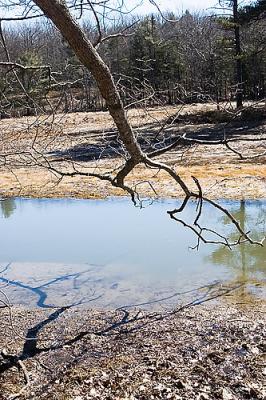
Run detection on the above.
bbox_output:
[33,0,144,162]
[30,0,263,248]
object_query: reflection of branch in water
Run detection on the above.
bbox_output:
[0,263,103,308]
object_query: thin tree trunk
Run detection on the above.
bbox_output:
[233,0,243,108]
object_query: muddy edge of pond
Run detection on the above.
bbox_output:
[0,166,265,201]
[0,301,265,399]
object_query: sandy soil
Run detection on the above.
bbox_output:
[0,104,265,200]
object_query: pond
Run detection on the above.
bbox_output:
[0,197,265,309]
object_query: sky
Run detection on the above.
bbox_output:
[0,0,255,20]
[131,0,222,14]
[127,0,255,15]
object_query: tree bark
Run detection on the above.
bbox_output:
[33,0,144,162]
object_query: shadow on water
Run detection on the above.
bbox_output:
[0,263,103,308]
[0,198,265,309]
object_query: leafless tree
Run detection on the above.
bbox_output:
[0,0,265,248]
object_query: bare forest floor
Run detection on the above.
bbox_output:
[0,300,265,400]
[0,102,265,200]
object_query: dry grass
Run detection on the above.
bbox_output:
[0,103,265,200]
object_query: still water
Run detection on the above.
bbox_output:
[0,197,265,309]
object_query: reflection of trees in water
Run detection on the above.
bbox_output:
[0,199,16,219]
[207,200,266,300]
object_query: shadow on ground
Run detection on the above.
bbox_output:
[48,117,265,162]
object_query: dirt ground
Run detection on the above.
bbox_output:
[0,298,265,400]
[0,103,265,200]
[0,105,265,399]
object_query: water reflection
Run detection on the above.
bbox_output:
[207,200,266,300]
[0,198,16,219]
[0,198,265,309]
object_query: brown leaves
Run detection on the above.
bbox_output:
[0,303,265,399]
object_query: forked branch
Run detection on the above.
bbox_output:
[1,0,264,249]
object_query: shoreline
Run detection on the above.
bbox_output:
[0,301,265,399]
[1,193,266,200]
[0,173,265,202]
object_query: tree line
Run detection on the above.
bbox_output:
[0,0,265,116]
